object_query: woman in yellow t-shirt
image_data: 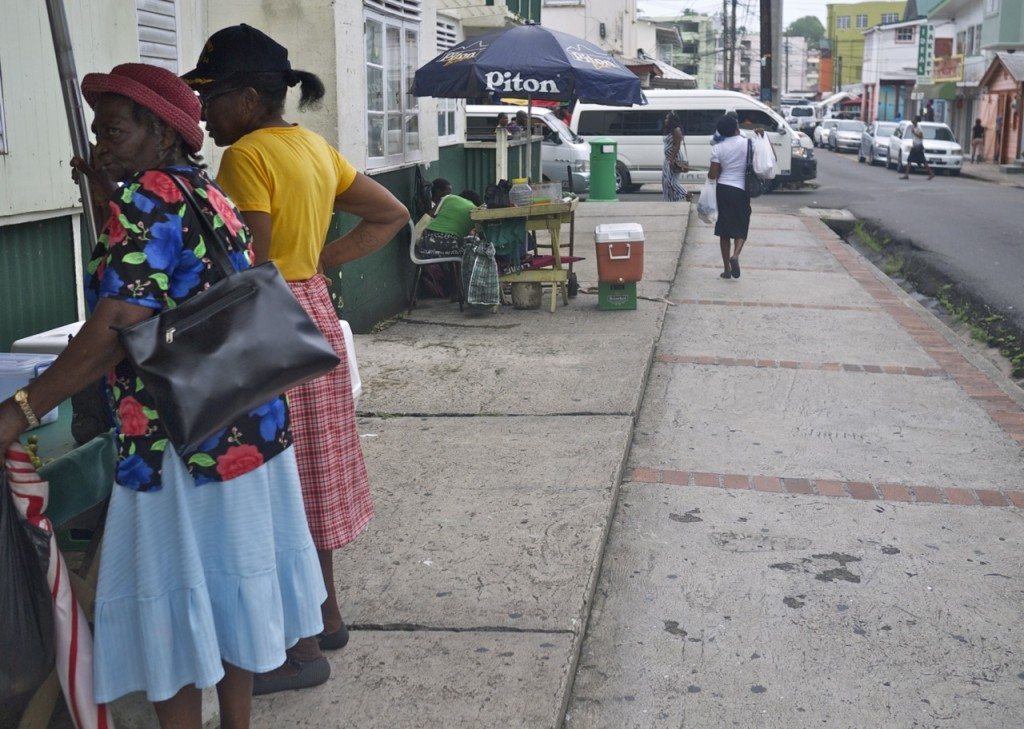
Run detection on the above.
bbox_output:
[184,24,408,695]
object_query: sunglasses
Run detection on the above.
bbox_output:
[199,86,240,110]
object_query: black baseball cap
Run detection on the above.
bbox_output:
[181,24,291,89]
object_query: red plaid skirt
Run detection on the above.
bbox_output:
[286,276,373,550]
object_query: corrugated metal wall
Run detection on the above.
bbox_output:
[0,216,78,350]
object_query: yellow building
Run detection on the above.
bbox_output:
[826,1,906,90]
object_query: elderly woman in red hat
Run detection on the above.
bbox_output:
[0,63,326,727]
[183,25,408,695]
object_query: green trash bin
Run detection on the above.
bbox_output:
[588,137,618,202]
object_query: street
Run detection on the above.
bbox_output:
[622,151,1024,335]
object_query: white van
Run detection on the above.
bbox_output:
[571,89,794,192]
[465,105,590,194]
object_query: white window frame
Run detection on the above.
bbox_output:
[895,26,915,43]
[856,14,868,29]
[364,7,422,170]
[985,0,999,16]
[837,16,851,30]
[0,61,7,154]
[881,13,899,24]
[435,17,461,146]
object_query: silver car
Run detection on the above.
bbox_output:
[827,120,866,152]
[858,121,897,165]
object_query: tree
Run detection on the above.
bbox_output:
[784,15,826,48]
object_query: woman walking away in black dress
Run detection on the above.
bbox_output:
[707,114,751,279]
[901,116,934,180]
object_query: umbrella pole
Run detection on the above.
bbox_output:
[45,0,99,245]
[526,95,533,182]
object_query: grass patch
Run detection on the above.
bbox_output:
[853,221,891,254]
[933,284,1024,378]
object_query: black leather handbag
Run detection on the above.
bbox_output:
[117,175,340,455]
[744,138,765,199]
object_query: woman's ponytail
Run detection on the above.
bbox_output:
[293,70,325,111]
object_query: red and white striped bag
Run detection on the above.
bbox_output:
[5,444,112,729]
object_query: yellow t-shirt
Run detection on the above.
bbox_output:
[216,125,358,280]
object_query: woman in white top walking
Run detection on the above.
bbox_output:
[708,114,751,279]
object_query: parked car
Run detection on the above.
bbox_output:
[858,121,898,165]
[774,120,817,188]
[466,104,591,193]
[813,120,839,147]
[886,121,963,175]
[827,120,866,152]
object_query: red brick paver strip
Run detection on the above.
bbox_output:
[805,216,1024,451]
[631,468,1021,509]
[655,355,948,378]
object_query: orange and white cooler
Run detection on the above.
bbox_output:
[594,223,644,283]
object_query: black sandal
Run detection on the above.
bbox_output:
[730,257,740,278]
[318,621,350,651]
[252,655,331,696]
[720,271,732,279]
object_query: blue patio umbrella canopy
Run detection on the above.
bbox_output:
[412,23,645,106]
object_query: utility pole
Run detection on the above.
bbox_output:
[730,0,738,89]
[722,0,730,88]
[759,0,772,103]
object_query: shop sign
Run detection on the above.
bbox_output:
[916,24,933,84]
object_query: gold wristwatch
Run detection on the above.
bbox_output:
[14,388,40,428]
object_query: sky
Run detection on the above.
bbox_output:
[637,0,888,27]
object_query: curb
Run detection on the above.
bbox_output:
[552,206,690,729]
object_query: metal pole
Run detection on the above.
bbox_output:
[760,0,771,103]
[45,0,98,245]
[526,95,533,182]
[730,0,738,90]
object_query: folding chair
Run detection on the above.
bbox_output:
[408,218,464,313]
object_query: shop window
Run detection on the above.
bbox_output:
[136,0,179,72]
[435,17,461,145]
[856,15,868,29]
[896,26,915,43]
[365,5,421,168]
[837,16,850,30]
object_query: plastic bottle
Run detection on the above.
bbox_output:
[509,178,532,207]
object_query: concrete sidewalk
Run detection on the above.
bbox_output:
[244,200,690,728]
[960,160,1024,188]
[566,205,1024,727]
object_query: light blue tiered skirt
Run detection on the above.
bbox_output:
[92,447,326,703]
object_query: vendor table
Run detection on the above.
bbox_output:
[471,198,578,313]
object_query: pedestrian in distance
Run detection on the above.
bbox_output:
[184,24,408,695]
[971,118,985,163]
[900,116,935,181]
[0,63,328,727]
[707,114,751,279]
[661,111,691,202]
[924,100,935,122]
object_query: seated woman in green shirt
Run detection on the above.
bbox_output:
[417,178,477,258]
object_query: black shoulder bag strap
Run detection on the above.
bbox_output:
[167,173,238,279]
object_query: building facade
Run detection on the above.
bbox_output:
[861,17,951,121]
[642,13,717,89]
[781,36,821,95]
[826,1,907,90]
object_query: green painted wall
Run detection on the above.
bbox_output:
[433,144,469,192]
[0,216,79,350]
[324,166,417,334]
[982,1,1024,48]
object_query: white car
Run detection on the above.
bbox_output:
[827,120,866,152]
[858,121,898,165]
[786,105,817,131]
[813,120,839,147]
[886,121,963,175]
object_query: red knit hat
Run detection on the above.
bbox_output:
[81,63,204,153]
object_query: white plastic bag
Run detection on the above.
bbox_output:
[753,135,776,180]
[697,178,718,224]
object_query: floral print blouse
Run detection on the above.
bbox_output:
[86,166,292,492]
